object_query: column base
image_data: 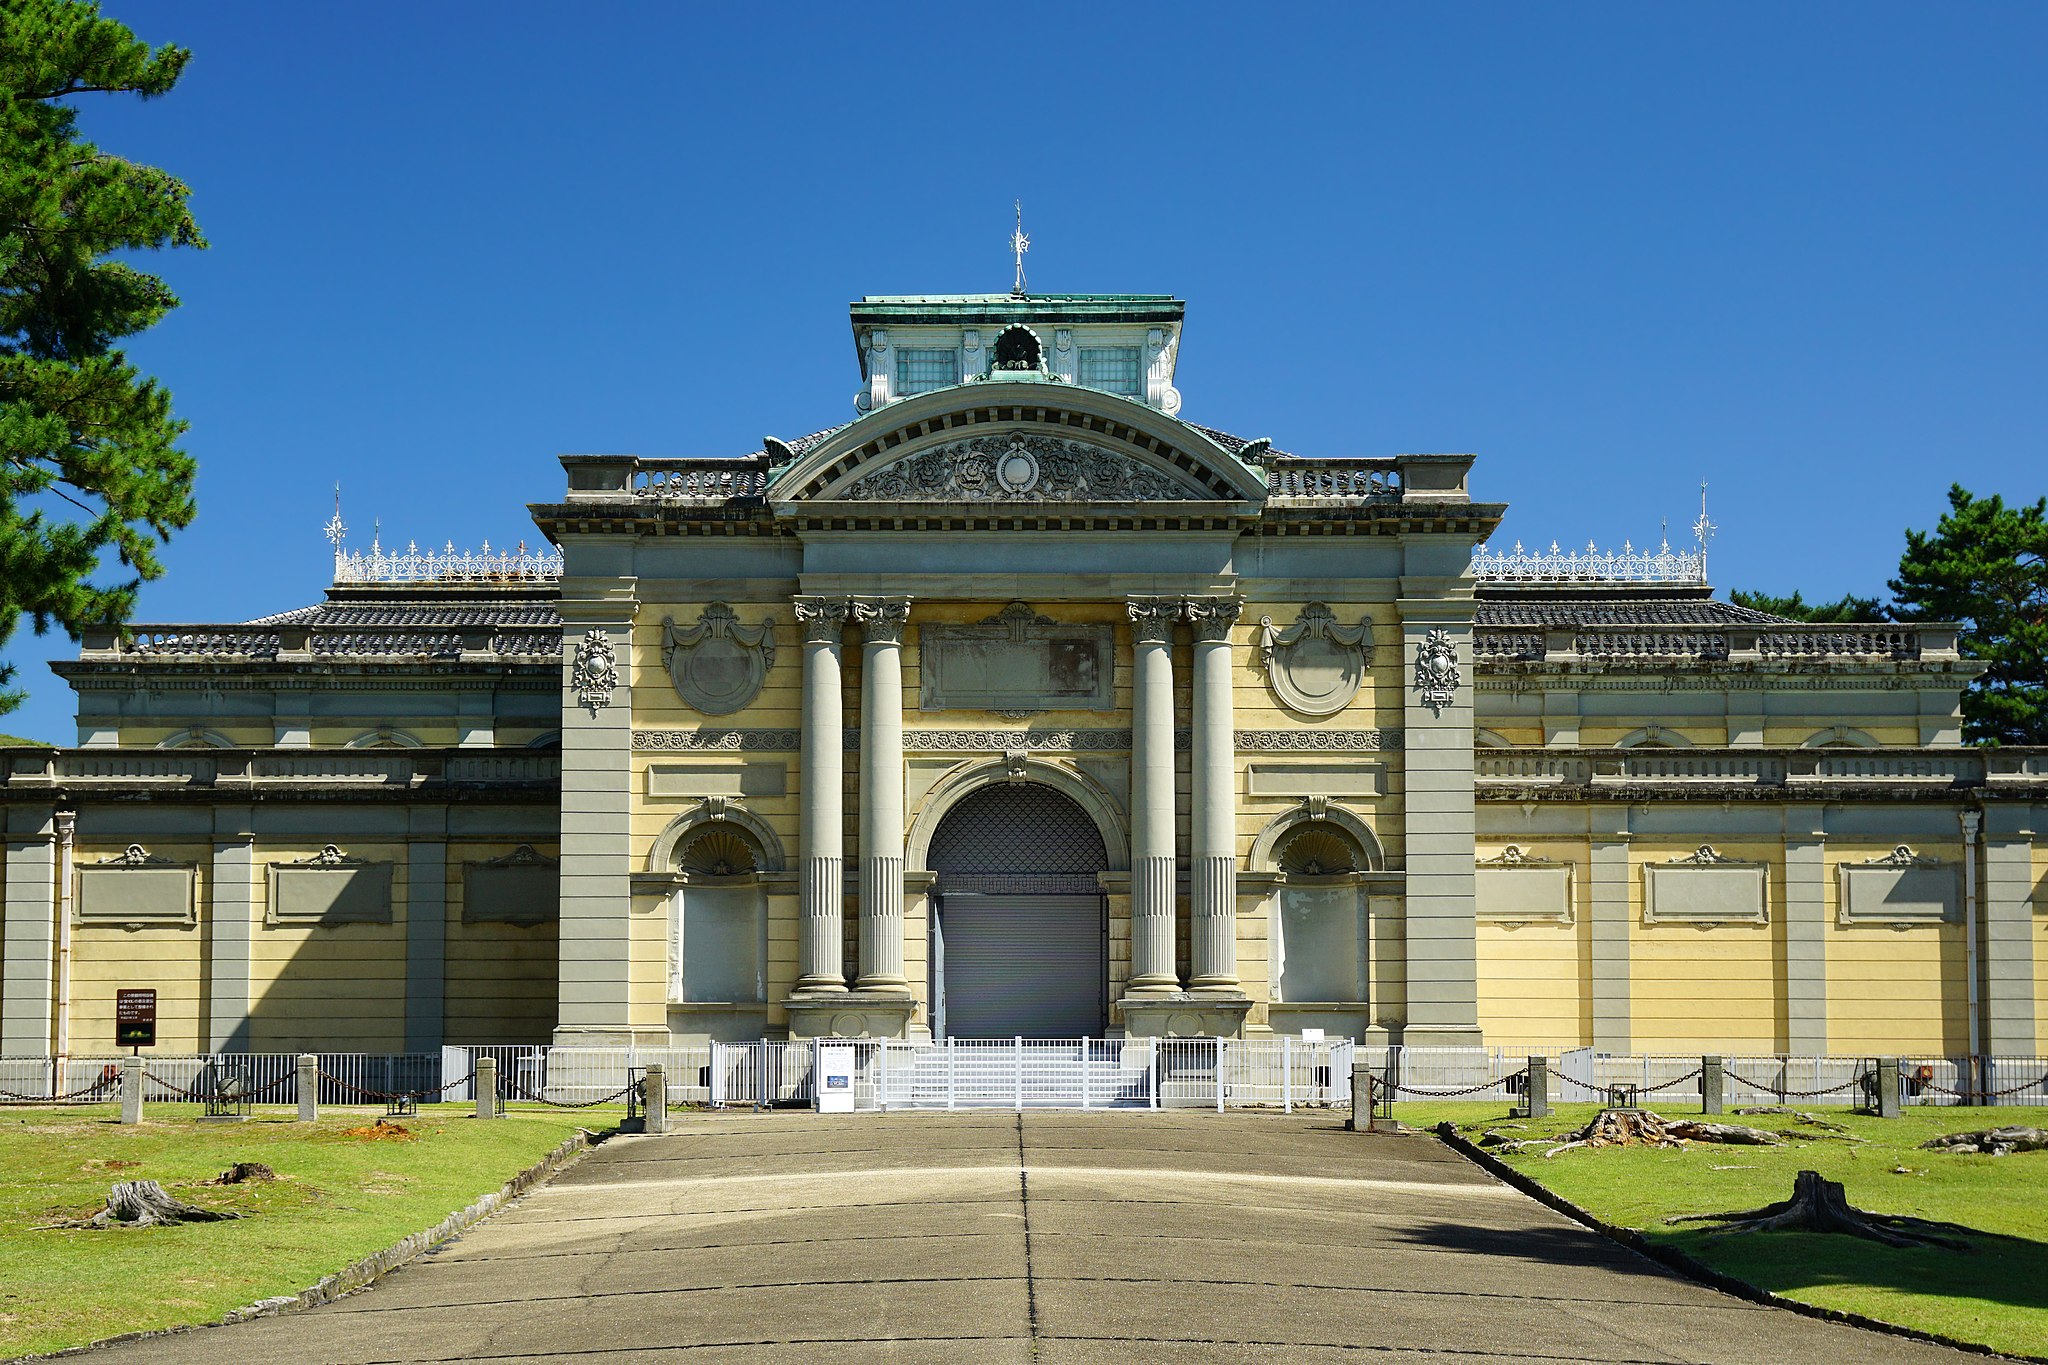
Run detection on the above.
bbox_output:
[1395,1023,1485,1049]
[1117,992,1253,1039]
[782,991,919,1041]
[550,1025,679,1049]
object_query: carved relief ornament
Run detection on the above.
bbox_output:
[851,595,911,644]
[1184,595,1243,643]
[1127,595,1180,645]
[1414,627,1460,714]
[793,595,850,645]
[843,431,1199,503]
[572,630,618,714]
[1255,602,1371,716]
[662,603,776,716]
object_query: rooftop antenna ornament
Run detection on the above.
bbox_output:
[323,485,347,549]
[1693,480,1717,579]
[1009,200,1030,298]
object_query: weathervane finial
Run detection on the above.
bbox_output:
[324,483,347,550]
[1009,200,1030,297]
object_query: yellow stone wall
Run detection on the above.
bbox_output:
[444,841,560,1044]
[1472,840,1585,1047]
[248,841,409,1052]
[1823,840,1968,1053]
[67,839,213,1054]
[1627,840,1784,1052]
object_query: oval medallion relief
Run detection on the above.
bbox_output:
[1255,603,1372,717]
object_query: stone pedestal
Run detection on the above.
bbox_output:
[782,991,918,1040]
[1118,993,1253,1038]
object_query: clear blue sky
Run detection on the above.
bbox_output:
[6,2,2043,742]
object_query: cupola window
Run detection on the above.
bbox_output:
[895,348,959,395]
[1078,346,1143,396]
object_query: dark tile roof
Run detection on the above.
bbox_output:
[1474,595,1790,628]
[1182,423,1292,463]
[247,601,561,629]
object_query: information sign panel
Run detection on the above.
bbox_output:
[115,989,157,1049]
[815,1044,856,1113]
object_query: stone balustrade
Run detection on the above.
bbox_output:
[74,623,562,662]
[0,748,559,794]
[1475,746,2048,794]
[1476,622,1965,667]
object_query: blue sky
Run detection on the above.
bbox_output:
[6,3,2043,741]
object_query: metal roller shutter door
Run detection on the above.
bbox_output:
[941,895,1104,1039]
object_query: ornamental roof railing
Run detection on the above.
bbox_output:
[1471,539,1707,585]
[332,539,564,585]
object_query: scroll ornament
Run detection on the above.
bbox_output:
[662,603,775,716]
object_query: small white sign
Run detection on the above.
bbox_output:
[1300,1027,1326,1044]
[815,1044,857,1113]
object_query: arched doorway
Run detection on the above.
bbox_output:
[927,782,1109,1038]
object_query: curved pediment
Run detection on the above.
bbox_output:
[769,381,1266,505]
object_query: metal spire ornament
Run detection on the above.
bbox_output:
[1693,480,1717,580]
[1009,200,1030,297]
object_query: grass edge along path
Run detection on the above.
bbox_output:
[1399,1101,2048,1363]
[0,1103,622,1359]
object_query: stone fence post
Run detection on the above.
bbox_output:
[1525,1056,1550,1118]
[297,1054,318,1122]
[1876,1057,1901,1119]
[644,1063,667,1135]
[1349,1061,1375,1130]
[476,1055,499,1119]
[119,1055,142,1125]
[1701,1055,1723,1115]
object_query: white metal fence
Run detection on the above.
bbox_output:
[4,1043,2045,1110]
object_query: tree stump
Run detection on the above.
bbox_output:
[1666,1169,1971,1249]
[209,1161,277,1184]
[1541,1108,1784,1156]
[1918,1126,2048,1157]
[47,1180,241,1229]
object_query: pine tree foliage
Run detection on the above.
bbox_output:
[0,0,201,713]
[1728,589,1889,624]
[1890,485,2048,746]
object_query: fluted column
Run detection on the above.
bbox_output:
[1126,596,1180,993]
[1186,595,1243,989]
[793,596,849,994]
[853,595,912,993]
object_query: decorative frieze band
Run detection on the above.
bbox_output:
[634,727,1402,753]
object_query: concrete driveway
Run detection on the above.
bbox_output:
[95,1111,1989,1363]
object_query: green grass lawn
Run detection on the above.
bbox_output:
[0,1102,621,1358]
[1397,1100,2048,1359]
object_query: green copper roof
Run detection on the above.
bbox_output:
[851,294,1184,325]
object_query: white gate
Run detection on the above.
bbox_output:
[707,1038,1356,1112]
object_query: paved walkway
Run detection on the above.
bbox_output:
[98,1112,1989,1363]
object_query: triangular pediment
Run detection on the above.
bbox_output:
[768,381,1266,506]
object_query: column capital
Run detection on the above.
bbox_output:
[1127,595,1180,645]
[851,595,912,645]
[793,594,850,645]
[1183,594,1243,642]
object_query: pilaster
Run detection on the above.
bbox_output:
[0,805,57,1056]
[405,807,448,1053]
[554,570,638,1045]
[1981,803,2037,1055]
[208,806,255,1052]
[1396,586,1480,1046]
[1588,804,1632,1052]
[1782,810,1827,1054]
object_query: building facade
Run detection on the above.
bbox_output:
[3,290,2044,1060]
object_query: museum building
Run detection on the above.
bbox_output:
[2,287,2044,1062]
